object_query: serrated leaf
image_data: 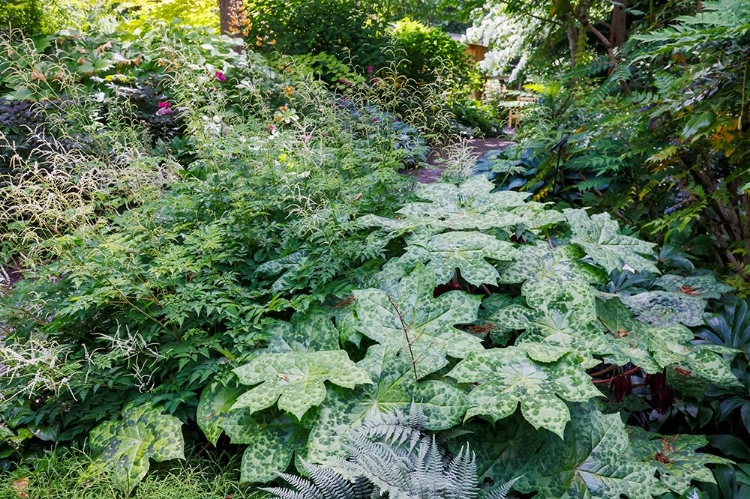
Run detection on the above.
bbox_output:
[222,410,307,483]
[653,274,733,300]
[565,209,658,274]
[306,344,467,463]
[516,404,667,498]
[353,263,483,378]
[232,350,372,420]
[88,404,184,492]
[628,428,732,494]
[619,291,707,327]
[196,381,244,446]
[447,346,600,437]
[267,307,340,352]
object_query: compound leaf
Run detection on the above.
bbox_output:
[353,263,483,378]
[88,404,184,492]
[447,346,600,437]
[232,350,372,420]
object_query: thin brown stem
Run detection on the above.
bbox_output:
[386,294,419,382]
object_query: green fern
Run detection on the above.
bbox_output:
[262,406,519,499]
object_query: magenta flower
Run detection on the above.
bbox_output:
[156,101,172,116]
[268,125,275,132]
[367,65,374,73]
[215,70,227,82]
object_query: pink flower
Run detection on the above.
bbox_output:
[302,134,312,141]
[156,101,172,115]
[268,125,275,132]
[367,65,374,73]
[215,70,227,82]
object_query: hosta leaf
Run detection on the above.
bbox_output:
[267,308,340,352]
[619,291,707,327]
[353,263,483,378]
[222,410,307,483]
[565,209,658,274]
[447,346,601,437]
[306,344,467,463]
[517,404,667,498]
[628,428,732,494]
[653,274,733,300]
[406,231,517,287]
[232,350,372,420]
[497,243,599,286]
[491,279,610,364]
[196,381,245,446]
[88,404,184,492]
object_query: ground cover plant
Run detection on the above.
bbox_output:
[1,2,749,498]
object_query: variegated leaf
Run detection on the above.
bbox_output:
[196,381,245,446]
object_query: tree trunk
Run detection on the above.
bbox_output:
[609,0,628,49]
[566,25,579,69]
[220,0,231,35]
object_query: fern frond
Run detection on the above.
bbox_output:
[484,476,522,499]
[445,445,479,499]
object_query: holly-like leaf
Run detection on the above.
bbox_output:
[653,274,733,300]
[353,263,483,378]
[196,381,245,446]
[517,403,667,498]
[88,404,185,492]
[619,291,707,327]
[490,279,611,365]
[565,209,658,274]
[267,308,340,352]
[306,344,467,463]
[222,410,307,483]
[232,350,372,420]
[447,346,601,437]
[628,428,732,494]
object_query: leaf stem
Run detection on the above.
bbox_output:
[386,294,419,382]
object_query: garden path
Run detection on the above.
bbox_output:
[408,137,511,184]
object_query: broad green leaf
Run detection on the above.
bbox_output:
[517,404,667,498]
[619,291,707,327]
[257,250,309,293]
[353,263,483,378]
[565,209,658,274]
[653,274,733,300]
[88,404,184,492]
[628,428,732,494]
[196,381,245,445]
[267,308,340,352]
[497,243,599,286]
[491,279,611,364]
[447,346,600,437]
[222,410,307,483]
[306,344,467,463]
[232,350,372,420]
[407,231,517,287]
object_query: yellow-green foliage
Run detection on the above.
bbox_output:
[114,0,219,31]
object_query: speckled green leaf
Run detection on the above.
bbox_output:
[397,176,561,231]
[654,274,733,300]
[517,403,667,498]
[447,346,600,437]
[620,291,707,327]
[196,381,244,446]
[256,250,309,293]
[628,428,732,494]
[232,350,372,420]
[497,243,599,285]
[267,308,340,353]
[222,409,307,483]
[353,263,483,378]
[565,209,658,274]
[88,404,184,492]
[490,279,610,365]
[306,344,467,463]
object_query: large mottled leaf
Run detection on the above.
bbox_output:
[565,209,658,274]
[222,410,307,483]
[196,381,245,446]
[232,350,372,420]
[447,345,601,437]
[490,279,611,364]
[619,291,707,327]
[654,274,733,300]
[306,344,467,463]
[628,428,732,494]
[256,250,309,293]
[599,298,740,387]
[266,307,340,353]
[88,404,185,492]
[353,263,483,378]
[497,243,600,286]
[517,403,667,498]
[396,176,563,231]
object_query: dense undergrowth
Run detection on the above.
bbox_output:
[0,1,749,498]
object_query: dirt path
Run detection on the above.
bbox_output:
[405,137,512,184]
